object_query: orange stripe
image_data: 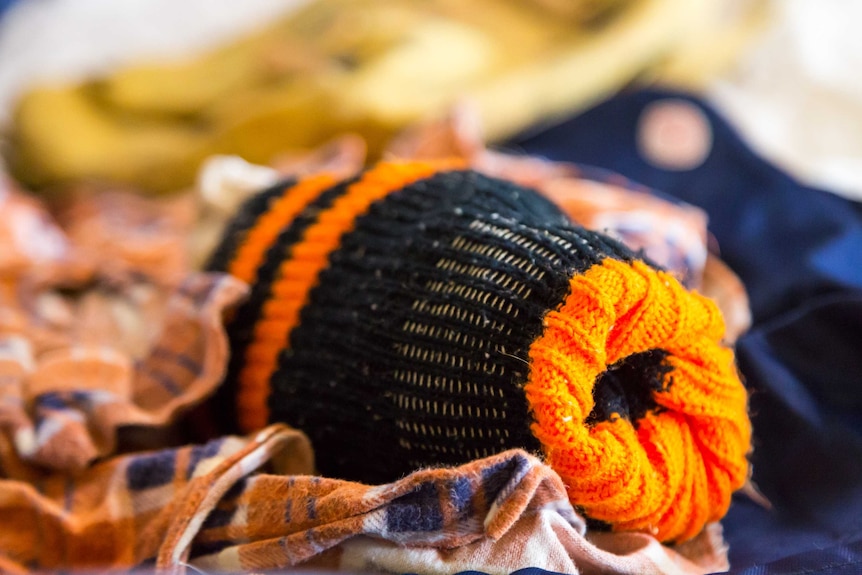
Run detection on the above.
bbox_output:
[228,173,339,285]
[237,159,465,432]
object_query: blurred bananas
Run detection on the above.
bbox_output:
[5,0,762,194]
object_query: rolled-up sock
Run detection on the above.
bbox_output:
[207,159,751,543]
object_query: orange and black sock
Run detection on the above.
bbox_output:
[207,159,751,543]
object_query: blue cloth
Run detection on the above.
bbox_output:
[0,0,18,20]
[511,89,862,574]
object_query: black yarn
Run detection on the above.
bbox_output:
[205,178,353,433]
[265,170,638,483]
[205,179,295,273]
[586,349,673,427]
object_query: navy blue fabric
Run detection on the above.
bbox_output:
[0,0,17,20]
[386,481,444,533]
[731,539,862,575]
[450,570,568,575]
[511,89,862,574]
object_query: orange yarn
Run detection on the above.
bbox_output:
[236,159,466,431]
[525,258,750,542]
[228,174,339,285]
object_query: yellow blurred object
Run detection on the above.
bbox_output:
[11,86,209,193]
[650,0,772,88]
[6,0,763,194]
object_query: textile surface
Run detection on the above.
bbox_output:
[513,87,862,573]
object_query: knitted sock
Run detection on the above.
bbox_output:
[207,159,751,543]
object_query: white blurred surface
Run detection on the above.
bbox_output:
[2,0,862,200]
[0,0,303,123]
[709,0,862,199]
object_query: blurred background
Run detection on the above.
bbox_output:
[2,0,857,199]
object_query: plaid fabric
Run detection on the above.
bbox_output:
[182,448,728,575]
[0,424,312,571]
[0,274,246,475]
[0,433,726,574]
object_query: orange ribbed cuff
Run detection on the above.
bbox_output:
[525,258,751,542]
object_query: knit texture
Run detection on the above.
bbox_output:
[207,159,751,543]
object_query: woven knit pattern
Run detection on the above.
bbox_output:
[208,160,751,543]
[526,258,750,541]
